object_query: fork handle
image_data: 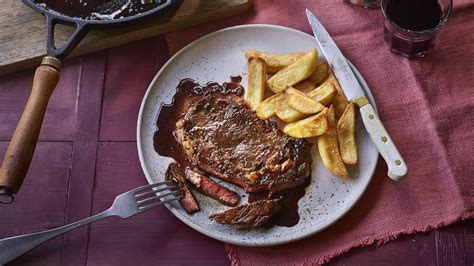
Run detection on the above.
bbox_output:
[0,209,113,264]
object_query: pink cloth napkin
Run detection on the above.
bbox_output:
[164,0,474,264]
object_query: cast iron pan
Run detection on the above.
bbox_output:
[0,0,179,204]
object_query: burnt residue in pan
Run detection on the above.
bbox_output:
[35,0,167,20]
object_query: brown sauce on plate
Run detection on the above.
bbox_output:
[230,75,242,83]
[248,178,310,228]
[153,78,310,228]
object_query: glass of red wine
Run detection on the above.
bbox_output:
[381,0,452,58]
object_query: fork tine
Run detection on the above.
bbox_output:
[131,181,173,195]
[136,191,180,205]
[138,196,182,212]
[135,185,178,199]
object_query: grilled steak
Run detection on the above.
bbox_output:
[165,162,200,214]
[176,96,312,193]
[209,199,282,227]
[185,168,240,206]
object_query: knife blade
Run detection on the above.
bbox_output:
[306,9,408,180]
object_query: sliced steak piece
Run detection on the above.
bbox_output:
[209,199,282,227]
[184,168,240,206]
[176,96,312,193]
[165,162,200,214]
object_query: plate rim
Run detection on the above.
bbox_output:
[137,24,379,247]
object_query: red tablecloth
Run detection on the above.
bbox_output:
[165,0,474,264]
[1,0,473,265]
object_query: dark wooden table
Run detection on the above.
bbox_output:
[1,36,472,265]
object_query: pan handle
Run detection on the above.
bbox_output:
[0,57,61,203]
[46,15,90,59]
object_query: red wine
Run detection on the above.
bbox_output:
[383,0,445,58]
[386,0,442,31]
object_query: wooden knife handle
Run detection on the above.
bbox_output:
[0,57,61,196]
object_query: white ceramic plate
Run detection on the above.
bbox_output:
[137,25,378,247]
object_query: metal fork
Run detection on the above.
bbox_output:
[0,181,181,265]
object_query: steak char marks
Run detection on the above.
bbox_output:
[176,93,312,193]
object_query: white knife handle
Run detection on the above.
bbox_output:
[359,103,408,180]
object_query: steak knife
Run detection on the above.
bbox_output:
[306,9,407,180]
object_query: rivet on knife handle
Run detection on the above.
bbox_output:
[358,100,408,180]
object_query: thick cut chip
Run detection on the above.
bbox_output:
[283,108,328,138]
[267,49,318,93]
[323,73,349,118]
[294,61,330,93]
[246,57,266,110]
[276,82,337,122]
[337,103,358,164]
[245,50,307,74]
[308,61,330,84]
[276,100,306,122]
[256,92,285,120]
[317,105,349,177]
[306,82,337,106]
[293,80,318,94]
[285,87,325,114]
